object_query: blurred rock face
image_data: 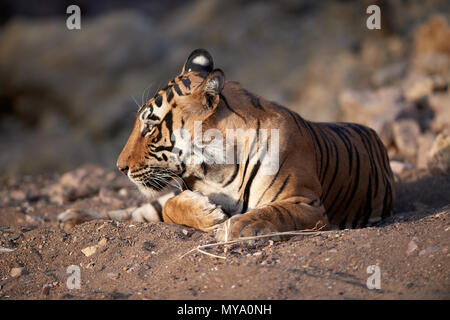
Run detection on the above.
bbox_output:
[340,16,450,174]
[0,0,448,176]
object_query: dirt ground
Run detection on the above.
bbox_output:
[0,166,449,300]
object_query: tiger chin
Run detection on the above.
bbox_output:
[58,48,395,241]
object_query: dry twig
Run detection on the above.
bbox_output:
[179,227,328,260]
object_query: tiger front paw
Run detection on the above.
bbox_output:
[163,190,228,232]
[215,214,280,242]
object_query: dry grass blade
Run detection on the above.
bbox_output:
[179,228,328,260]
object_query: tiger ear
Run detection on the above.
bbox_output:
[198,69,225,109]
[182,49,214,74]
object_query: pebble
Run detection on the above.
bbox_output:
[392,120,420,159]
[97,238,108,247]
[419,246,440,256]
[41,284,51,296]
[107,272,120,279]
[81,245,97,257]
[406,239,418,256]
[25,215,47,223]
[10,267,26,277]
[118,188,128,197]
[390,160,414,175]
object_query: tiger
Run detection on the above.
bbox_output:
[58,48,395,241]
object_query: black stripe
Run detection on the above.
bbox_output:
[269,205,296,229]
[325,187,343,219]
[223,163,239,187]
[371,134,388,198]
[355,127,380,198]
[327,150,359,222]
[256,157,288,206]
[287,110,304,136]
[238,157,250,191]
[242,89,264,110]
[241,161,262,213]
[328,124,353,176]
[181,78,191,90]
[306,123,324,178]
[166,88,174,102]
[154,94,163,107]
[173,84,183,96]
[270,175,290,203]
[219,93,246,122]
[201,162,208,176]
[381,182,392,219]
[146,152,163,161]
[343,149,361,210]
[317,127,331,184]
[360,175,373,227]
[322,134,339,204]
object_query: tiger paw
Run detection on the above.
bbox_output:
[163,190,228,232]
[57,208,98,231]
[215,214,280,242]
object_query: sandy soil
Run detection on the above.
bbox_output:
[0,166,448,300]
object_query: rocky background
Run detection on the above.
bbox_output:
[0,0,449,176]
[0,1,449,300]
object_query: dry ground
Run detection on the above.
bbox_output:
[0,167,449,299]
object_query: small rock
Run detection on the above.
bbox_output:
[10,267,26,277]
[390,160,414,175]
[417,133,435,168]
[406,239,419,256]
[427,131,450,175]
[107,272,120,279]
[392,119,420,159]
[25,215,47,224]
[81,245,97,257]
[97,238,108,247]
[429,93,450,132]
[419,245,440,256]
[41,284,51,296]
[403,76,433,101]
[118,188,128,197]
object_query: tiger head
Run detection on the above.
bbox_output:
[116,49,225,197]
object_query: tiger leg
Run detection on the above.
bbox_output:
[215,196,330,241]
[162,190,228,232]
[56,192,173,231]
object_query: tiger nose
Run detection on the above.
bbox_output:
[117,164,129,175]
